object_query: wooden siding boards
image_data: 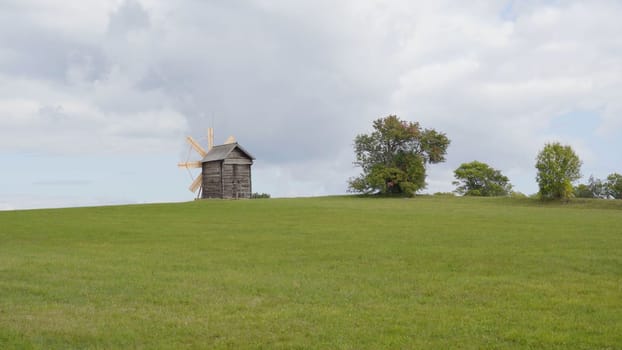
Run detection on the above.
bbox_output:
[200,143,254,199]
[223,158,252,165]
[202,161,223,198]
[228,148,247,159]
[222,163,234,199]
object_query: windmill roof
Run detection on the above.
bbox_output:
[201,143,255,162]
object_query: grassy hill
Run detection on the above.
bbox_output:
[1,196,621,349]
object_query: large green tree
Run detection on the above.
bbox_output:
[535,142,582,200]
[349,115,450,196]
[452,161,512,196]
[605,173,622,199]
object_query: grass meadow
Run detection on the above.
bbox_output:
[1,196,621,349]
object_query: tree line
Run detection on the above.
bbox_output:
[349,115,622,200]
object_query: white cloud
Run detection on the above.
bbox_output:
[0,73,187,155]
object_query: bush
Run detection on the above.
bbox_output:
[452,161,512,196]
[510,191,527,199]
[434,192,455,197]
[250,192,271,199]
[574,184,594,198]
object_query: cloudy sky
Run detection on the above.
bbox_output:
[1,0,621,210]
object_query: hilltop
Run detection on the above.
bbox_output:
[1,196,621,349]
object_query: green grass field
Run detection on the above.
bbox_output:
[1,196,621,349]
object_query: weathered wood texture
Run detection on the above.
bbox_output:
[202,162,223,198]
[200,144,253,199]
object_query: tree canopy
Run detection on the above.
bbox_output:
[574,175,606,198]
[573,183,593,199]
[574,173,622,199]
[605,173,622,199]
[452,161,512,196]
[535,142,582,200]
[348,115,450,196]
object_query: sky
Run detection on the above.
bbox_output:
[1,0,622,210]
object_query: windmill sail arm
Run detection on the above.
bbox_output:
[177,161,202,169]
[186,136,208,158]
[224,135,236,144]
[189,175,202,193]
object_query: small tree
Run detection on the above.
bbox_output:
[535,142,582,200]
[605,173,622,199]
[574,175,607,198]
[588,175,607,198]
[452,161,512,196]
[349,115,450,196]
[573,184,593,198]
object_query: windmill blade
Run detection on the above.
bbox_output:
[224,135,236,144]
[177,161,202,169]
[208,128,214,150]
[188,175,202,193]
[186,136,208,158]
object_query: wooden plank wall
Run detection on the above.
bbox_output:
[221,164,252,199]
[231,148,252,198]
[202,162,222,198]
[228,148,248,160]
[222,164,234,198]
[234,164,251,199]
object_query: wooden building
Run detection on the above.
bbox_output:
[200,142,254,199]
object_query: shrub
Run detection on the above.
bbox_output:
[510,191,527,199]
[434,192,455,197]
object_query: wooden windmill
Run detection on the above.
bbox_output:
[178,128,255,199]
